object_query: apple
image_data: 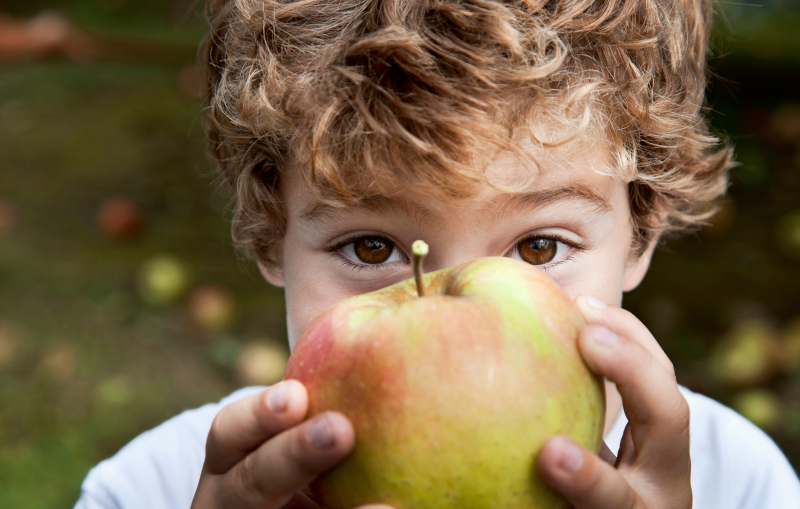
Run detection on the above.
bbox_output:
[42,343,77,381]
[188,284,236,333]
[0,198,18,238]
[137,255,188,305]
[236,340,289,386]
[284,241,604,509]
[96,196,144,241]
[709,320,782,387]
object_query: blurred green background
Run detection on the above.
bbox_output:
[0,0,798,507]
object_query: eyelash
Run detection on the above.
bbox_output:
[326,233,587,273]
[326,234,409,273]
[508,233,587,271]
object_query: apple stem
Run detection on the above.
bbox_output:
[412,240,428,298]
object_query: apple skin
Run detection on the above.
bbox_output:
[284,256,604,509]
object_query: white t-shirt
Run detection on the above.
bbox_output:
[74,386,800,509]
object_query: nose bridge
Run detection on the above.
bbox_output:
[410,194,503,271]
[422,222,495,272]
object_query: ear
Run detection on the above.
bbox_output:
[257,261,285,288]
[622,235,659,292]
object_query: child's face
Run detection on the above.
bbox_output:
[261,138,655,348]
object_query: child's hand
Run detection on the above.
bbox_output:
[538,296,692,509]
[191,380,393,509]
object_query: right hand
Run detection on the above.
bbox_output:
[537,297,692,509]
[191,380,393,509]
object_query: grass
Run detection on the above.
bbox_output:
[0,60,286,506]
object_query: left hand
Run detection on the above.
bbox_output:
[537,295,692,509]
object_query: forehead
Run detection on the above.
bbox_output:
[287,134,621,222]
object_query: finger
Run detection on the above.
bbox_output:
[224,411,356,508]
[277,492,397,509]
[598,440,616,466]
[205,380,308,474]
[575,295,673,375]
[287,486,396,509]
[279,490,320,509]
[538,435,636,509]
[616,423,636,468]
[578,324,691,461]
[290,487,394,509]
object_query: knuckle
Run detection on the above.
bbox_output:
[237,452,269,500]
[651,396,691,445]
[208,412,226,441]
[206,413,227,459]
[672,397,691,431]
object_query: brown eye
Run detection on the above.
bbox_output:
[518,238,558,265]
[353,237,394,264]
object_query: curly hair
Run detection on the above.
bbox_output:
[202,0,732,268]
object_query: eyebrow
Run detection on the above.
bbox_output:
[298,184,611,226]
[488,184,612,224]
[299,195,438,228]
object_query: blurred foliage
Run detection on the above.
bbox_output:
[0,0,799,507]
[714,1,800,65]
[1,0,204,42]
[0,2,286,507]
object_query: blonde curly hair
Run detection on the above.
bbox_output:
[202,0,732,268]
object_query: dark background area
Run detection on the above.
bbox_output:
[0,1,798,507]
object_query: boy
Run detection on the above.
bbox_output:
[75,0,800,508]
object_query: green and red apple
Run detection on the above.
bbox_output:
[284,242,604,509]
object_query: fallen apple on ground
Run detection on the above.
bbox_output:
[237,340,289,386]
[709,320,783,387]
[96,196,144,241]
[284,241,604,509]
[188,284,235,333]
[137,255,188,305]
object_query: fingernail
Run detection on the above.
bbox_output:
[267,382,289,413]
[593,325,618,346]
[559,440,584,473]
[309,416,335,450]
[585,295,607,310]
